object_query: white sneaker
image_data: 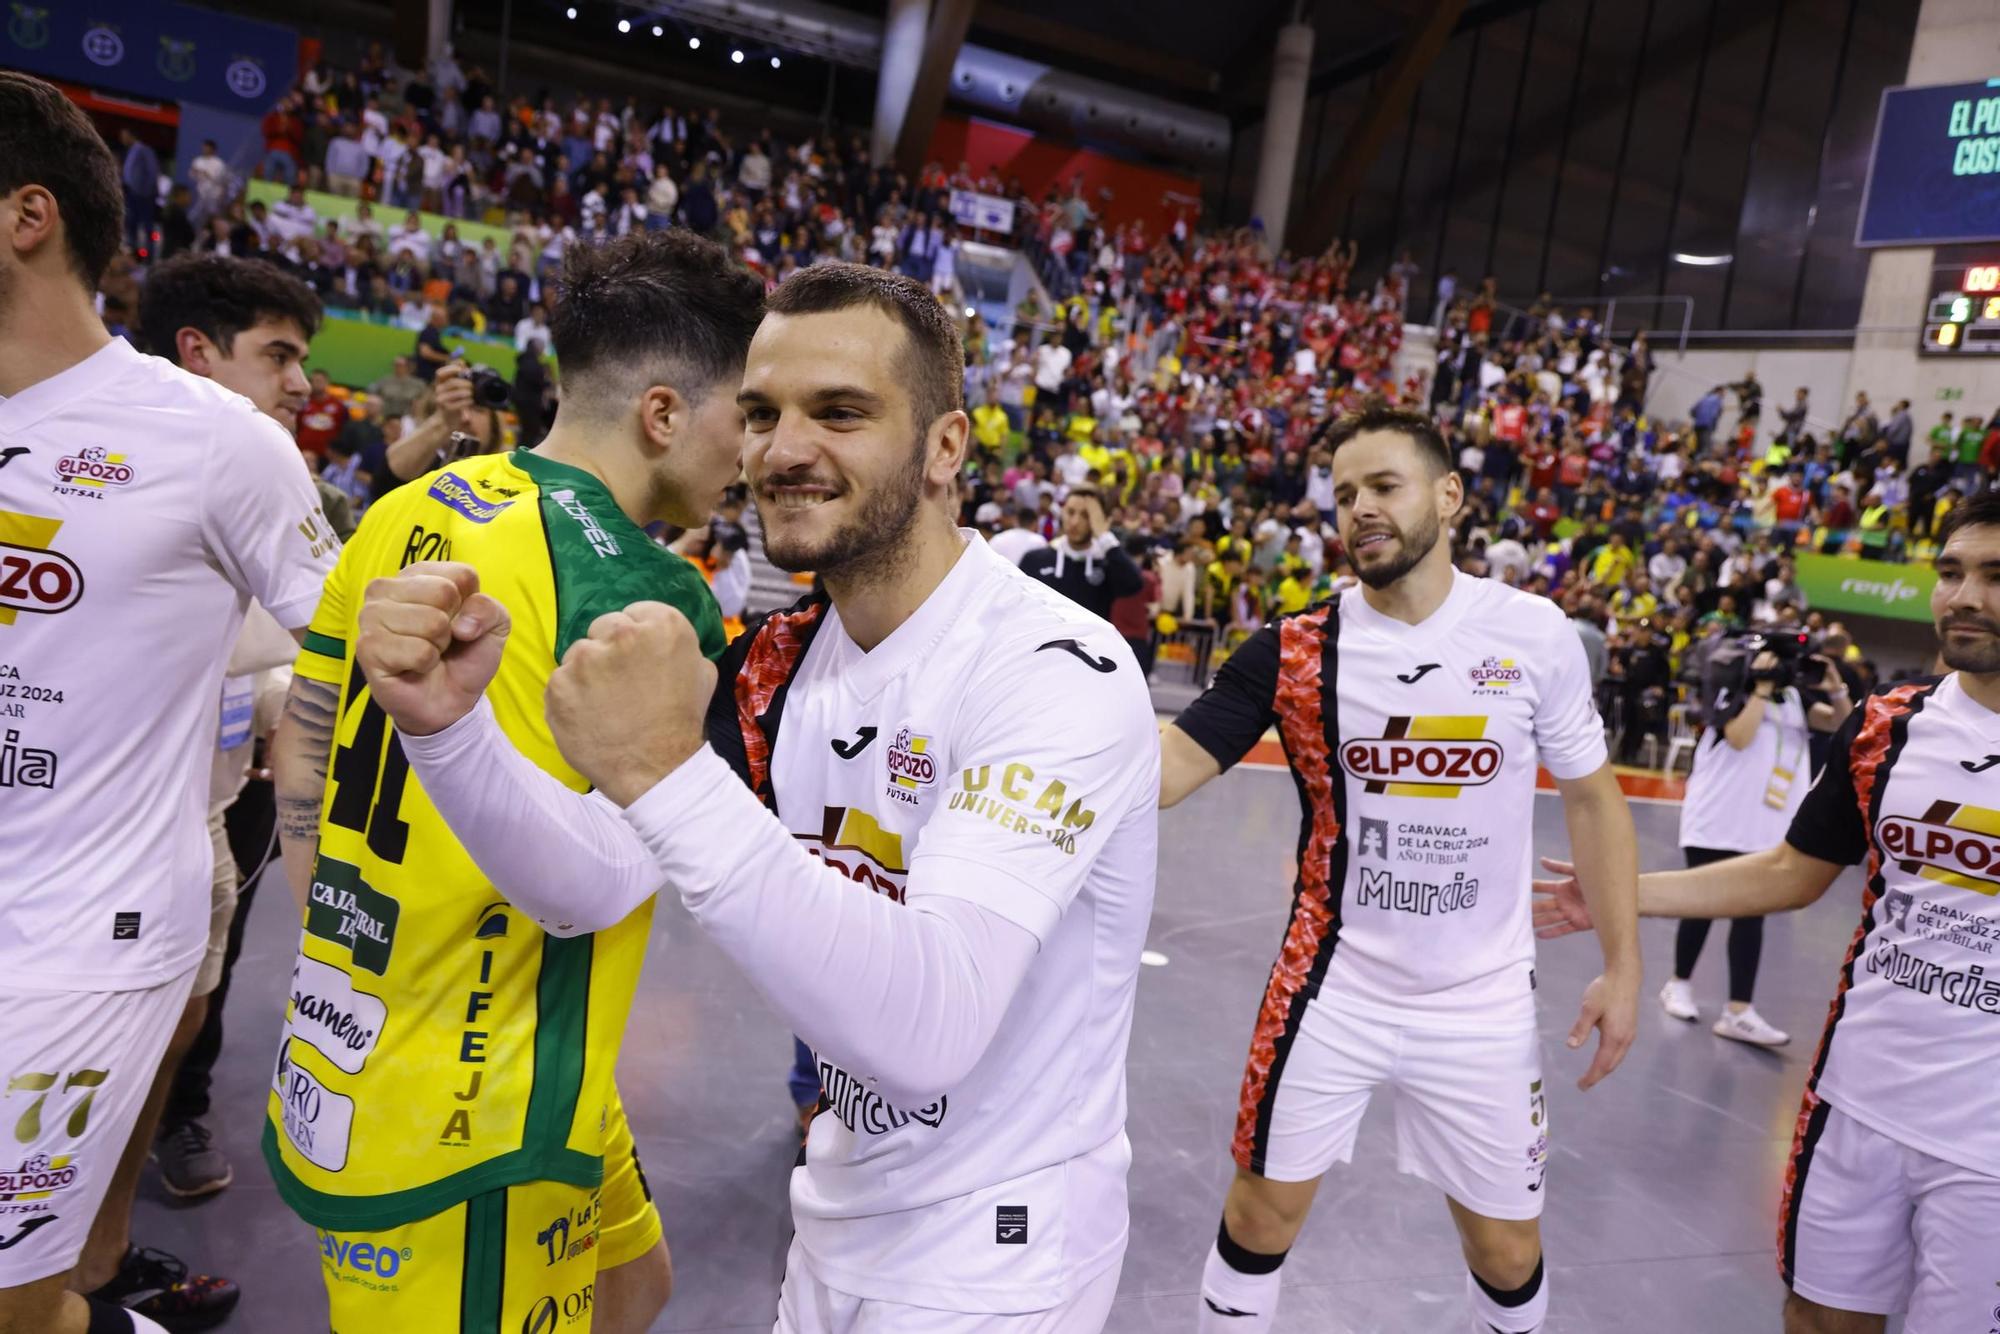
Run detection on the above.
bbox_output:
[1713,1006,1789,1047]
[1659,978,1699,1021]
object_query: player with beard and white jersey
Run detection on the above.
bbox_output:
[1159,406,1642,1334]
[1534,490,2000,1334]
[347,263,1159,1331]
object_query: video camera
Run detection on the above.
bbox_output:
[1694,628,1823,725]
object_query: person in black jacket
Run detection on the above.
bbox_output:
[1020,484,1142,620]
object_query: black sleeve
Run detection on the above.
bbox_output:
[704,617,764,786]
[1784,701,1870,867]
[1102,544,1143,600]
[1171,622,1281,772]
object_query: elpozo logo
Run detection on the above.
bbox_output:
[0,511,82,624]
[886,727,936,792]
[52,445,135,494]
[1878,801,2000,895]
[1468,655,1523,694]
[1340,716,1501,798]
[426,471,514,524]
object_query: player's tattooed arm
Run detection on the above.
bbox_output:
[273,674,339,916]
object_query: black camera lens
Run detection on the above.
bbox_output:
[467,365,513,409]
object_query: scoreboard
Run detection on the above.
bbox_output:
[1921,263,2000,355]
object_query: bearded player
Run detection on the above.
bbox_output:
[352,263,1160,1330]
[1160,405,1640,1333]
[1535,491,2000,1334]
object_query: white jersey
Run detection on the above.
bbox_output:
[1678,685,1811,853]
[717,536,1158,1311]
[1176,572,1606,1034]
[1783,675,2000,1177]
[0,338,336,990]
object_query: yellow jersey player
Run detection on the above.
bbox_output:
[266,230,763,1334]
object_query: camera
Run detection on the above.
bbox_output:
[466,364,513,410]
[1695,628,1822,724]
[1744,629,1820,691]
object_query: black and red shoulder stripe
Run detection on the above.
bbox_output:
[703,591,829,807]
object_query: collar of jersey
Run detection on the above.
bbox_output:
[509,448,647,541]
[1342,567,1476,645]
[824,530,987,703]
[0,336,142,435]
[1938,674,2000,741]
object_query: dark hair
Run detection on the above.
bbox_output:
[549,228,763,409]
[138,253,322,364]
[0,72,123,287]
[1935,490,2000,550]
[764,262,964,431]
[1323,403,1452,477]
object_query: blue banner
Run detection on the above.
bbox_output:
[0,0,295,113]
[1857,79,2000,247]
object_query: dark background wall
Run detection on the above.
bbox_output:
[1222,0,1919,335]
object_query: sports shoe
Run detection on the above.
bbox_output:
[1659,978,1699,1021]
[153,1119,232,1200]
[88,1245,240,1333]
[1713,1006,1790,1047]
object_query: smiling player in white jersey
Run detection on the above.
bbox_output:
[1159,406,1641,1334]
[0,72,336,1334]
[348,263,1159,1331]
[1535,490,2000,1334]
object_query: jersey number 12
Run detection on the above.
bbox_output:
[328,661,412,863]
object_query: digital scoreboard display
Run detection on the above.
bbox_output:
[1920,263,2000,355]
[1858,80,2000,247]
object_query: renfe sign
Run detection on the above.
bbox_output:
[1793,553,1939,624]
[1857,80,2000,247]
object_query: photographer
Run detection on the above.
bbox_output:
[384,358,508,481]
[1662,640,1850,1044]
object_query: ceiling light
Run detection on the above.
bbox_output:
[565,6,576,17]
[770,55,781,68]
[652,25,663,36]
[1671,252,1733,266]
[688,35,700,48]
[617,18,630,32]
[731,48,744,63]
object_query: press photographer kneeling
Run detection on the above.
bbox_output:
[1664,632,1852,1044]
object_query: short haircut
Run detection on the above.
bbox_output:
[1935,490,2000,551]
[0,72,123,287]
[549,228,764,411]
[764,262,964,432]
[138,253,322,364]
[1323,403,1453,477]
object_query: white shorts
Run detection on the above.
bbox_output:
[1781,1100,2000,1330]
[1240,1000,1549,1220]
[0,970,194,1284]
[196,806,240,997]
[774,1238,1123,1333]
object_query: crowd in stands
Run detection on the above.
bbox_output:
[100,40,2000,767]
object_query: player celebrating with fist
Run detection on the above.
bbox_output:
[1535,491,2000,1334]
[267,230,763,1334]
[355,264,1161,1331]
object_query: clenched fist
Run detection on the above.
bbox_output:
[355,561,512,736]
[546,601,714,806]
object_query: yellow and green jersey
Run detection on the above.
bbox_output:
[264,449,724,1232]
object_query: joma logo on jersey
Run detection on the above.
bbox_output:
[1341,717,1500,798]
[886,727,935,800]
[0,510,82,625]
[426,471,514,524]
[1879,801,2000,895]
[51,446,134,493]
[305,857,401,974]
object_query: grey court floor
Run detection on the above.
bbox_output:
[136,764,1884,1333]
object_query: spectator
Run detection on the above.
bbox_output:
[413,302,451,380]
[986,507,1049,566]
[1883,397,1914,465]
[514,300,551,354]
[323,120,371,196]
[117,127,160,255]
[293,368,345,460]
[1020,486,1142,620]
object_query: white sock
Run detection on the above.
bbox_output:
[1197,1226,1286,1333]
[1467,1258,1548,1332]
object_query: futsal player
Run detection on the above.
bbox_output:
[0,72,337,1334]
[1534,491,2000,1334]
[1159,406,1641,1334]
[266,231,762,1332]
[354,263,1161,1330]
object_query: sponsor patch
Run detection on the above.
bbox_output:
[288,955,387,1074]
[425,471,514,524]
[273,1047,354,1172]
[1878,801,2000,895]
[995,1205,1028,1244]
[51,446,135,496]
[886,727,936,800]
[1341,716,1502,798]
[306,857,400,974]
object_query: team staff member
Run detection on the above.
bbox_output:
[1160,406,1640,1334]
[355,264,1161,1330]
[0,72,336,1334]
[267,231,763,1333]
[134,252,328,1210]
[1661,642,1851,1045]
[1019,486,1142,621]
[1535,491,2000,1334]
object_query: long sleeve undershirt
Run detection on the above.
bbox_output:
[402,701,1039,1109]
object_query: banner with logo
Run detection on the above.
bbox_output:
[947,188,1016,235]
[1,0,295,113]
[1793,552,1938,623]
